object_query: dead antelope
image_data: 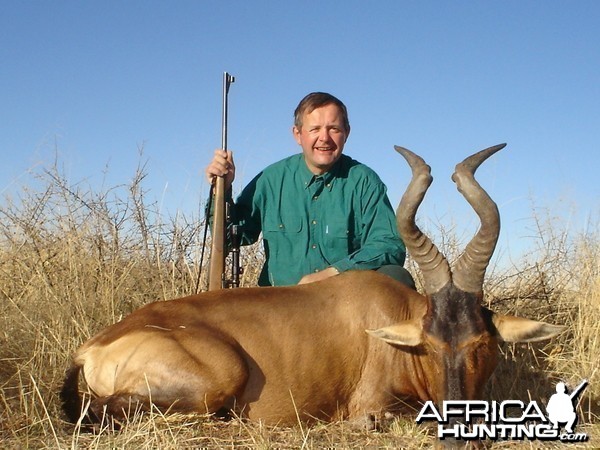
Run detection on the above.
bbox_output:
[61,144,563,428]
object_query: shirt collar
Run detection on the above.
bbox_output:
[299,155,339,191]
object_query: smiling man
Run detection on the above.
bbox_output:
[292,100,348,175]
[205,92,412,287]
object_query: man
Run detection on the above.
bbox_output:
[205,92,413,287]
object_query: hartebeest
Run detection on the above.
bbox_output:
[61,144,563,428]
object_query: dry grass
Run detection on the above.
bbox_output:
[0,159,598,448]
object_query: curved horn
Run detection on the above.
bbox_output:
[395,146,451,294]
[451,143,506,294]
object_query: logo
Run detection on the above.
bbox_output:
[416,379,589,443]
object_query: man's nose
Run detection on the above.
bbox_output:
[318,129,331,141]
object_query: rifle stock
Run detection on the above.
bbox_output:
[208,176,226,290]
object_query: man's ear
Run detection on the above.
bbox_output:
[292,125,302,145]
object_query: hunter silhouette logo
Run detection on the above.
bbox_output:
[546,379,588,435]
[416,379,589,443]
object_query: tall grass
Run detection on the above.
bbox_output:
[0,158,598,448]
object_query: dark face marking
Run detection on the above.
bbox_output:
[422,283,498,403]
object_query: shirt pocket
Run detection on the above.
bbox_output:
[323,219,350,250]
[263,214,303,235]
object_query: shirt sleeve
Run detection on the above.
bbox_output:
[204,173,263,248]
[330,176,406,273]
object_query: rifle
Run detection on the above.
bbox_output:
[208,72,235,291]
[569,379,589,402]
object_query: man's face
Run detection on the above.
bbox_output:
[292,103,349,175]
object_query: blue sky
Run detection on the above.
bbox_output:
[2,1,598,260]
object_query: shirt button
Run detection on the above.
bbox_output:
[313,195,319,200]
[312,220,317,225]
[311,244,317,249]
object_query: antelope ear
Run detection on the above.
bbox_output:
[366,321,423,346]
[492,314,566,343]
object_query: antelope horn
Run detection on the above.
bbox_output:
[395,146,451,294]
[451,143,506,294]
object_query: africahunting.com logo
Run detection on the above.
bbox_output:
[416,380,589,443]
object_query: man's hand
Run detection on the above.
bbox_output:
[205,149,235,189]
[297,267,340,285]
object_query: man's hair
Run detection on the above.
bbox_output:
[293,92,350,133]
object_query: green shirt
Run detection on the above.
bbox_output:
[232,153,406,286]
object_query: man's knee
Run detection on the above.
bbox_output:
[376,265,416,290]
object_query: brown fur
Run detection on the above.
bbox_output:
[61,270,562,425]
